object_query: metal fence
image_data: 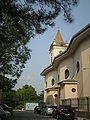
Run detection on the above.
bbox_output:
[62,97,90,112]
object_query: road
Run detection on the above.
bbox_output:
[11,110,56,120]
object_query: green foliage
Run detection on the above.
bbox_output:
[16,85,38,102]
[15,85,38,108]
[2,90,17,108]
[15,105,24,110]
[37,92,44,101]
[2,85,40,109]
[0,75,17,91]
[0,0,79,90]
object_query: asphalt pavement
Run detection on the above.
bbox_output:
[11,110,56,120]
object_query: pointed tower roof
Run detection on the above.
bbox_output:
[49,27,65,51]
[54,28,64,45]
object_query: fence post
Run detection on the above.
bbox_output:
[86,97,89,112]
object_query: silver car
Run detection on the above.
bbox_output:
[42,105,54,115]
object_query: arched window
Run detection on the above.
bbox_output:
[65,69,69,79]
[77,61,80,73]
[52,79,55,86]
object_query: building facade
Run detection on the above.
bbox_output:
[41,24,90,106]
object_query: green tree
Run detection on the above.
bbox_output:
[2,90,18,108]
[37,91,44,102]
[16,85,38,108]
[0,0,79,89]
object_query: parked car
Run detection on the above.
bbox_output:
[34,106,42,114]
[0,104,13,116]
[0,106,11,120]
[52,106,57,118]
[52,105,75,120]
[4,110,11,118]
[41,105,56,116]
[0,106,6,120]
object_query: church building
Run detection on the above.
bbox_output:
[41,24,90,106]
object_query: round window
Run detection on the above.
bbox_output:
[72,88,76,93]
[54,94,57,97]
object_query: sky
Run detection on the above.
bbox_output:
[14,0,90,94]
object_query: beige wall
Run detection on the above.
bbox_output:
[73,42,83,97]
[58,36,90,98]
[45,69,57,89]
[64,83,77,99]
[60,83,77,101]
[49,45,67,64]
[81,37,90,97]
[44,69,58,103]
[45,90,59,106]
[73,36,90,97]
[44,33,90,105]
[53,46,66,59]
[60,85,65,100]
[58,57,74,82]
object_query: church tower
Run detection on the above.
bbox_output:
[49,28,68,64]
